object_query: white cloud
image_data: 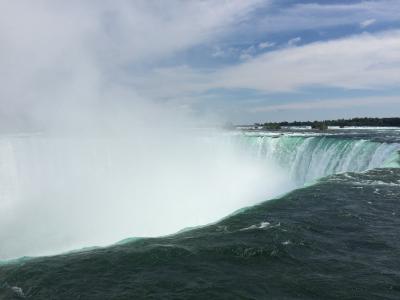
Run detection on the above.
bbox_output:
[0,0,263,129]
[257,0,399,32]
[287,37,301,46]
[129,30,400,104]
[258,41,275,49]
[212,46,225,57]
[239,53,253,60]
[248,96,400,113]
[217,30,400,92]
[360,18,376,28]
[239,45,256,60]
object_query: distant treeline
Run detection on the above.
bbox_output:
[255,117,400,130]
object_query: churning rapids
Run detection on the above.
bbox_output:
[1,127,400,299]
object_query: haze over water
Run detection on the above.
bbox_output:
[1,1,400,299]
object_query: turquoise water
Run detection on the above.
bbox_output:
[237,134,400,184]
[1,129,400,299]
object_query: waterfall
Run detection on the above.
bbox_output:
[0,132,287,259]
[239,134,400,185]
[0,131,399,259]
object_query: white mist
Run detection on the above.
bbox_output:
[0,131,290,259]
[0,1,290,260]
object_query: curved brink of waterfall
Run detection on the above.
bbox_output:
[0,132,399,261]
[238,134,400,185]
[1,131,400,299]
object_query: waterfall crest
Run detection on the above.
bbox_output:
[239,135,400,185]
[0,132,399,259]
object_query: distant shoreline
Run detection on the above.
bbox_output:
[242,117,400,130]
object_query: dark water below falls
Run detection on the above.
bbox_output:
[1,129,400,299]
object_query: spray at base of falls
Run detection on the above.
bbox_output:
[0,131,288,260]
[0,131,399,260]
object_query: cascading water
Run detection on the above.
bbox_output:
[0,130,399,260]
[237,134,400,185]
[0,132,287,259]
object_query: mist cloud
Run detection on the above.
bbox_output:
[0,1,286,260]
[0,0,261,131]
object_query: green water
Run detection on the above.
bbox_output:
[1,131,400,299]
[1,168,399,299]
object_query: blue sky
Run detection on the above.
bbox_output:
[129,0,400,124]
[1,0,399,126]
